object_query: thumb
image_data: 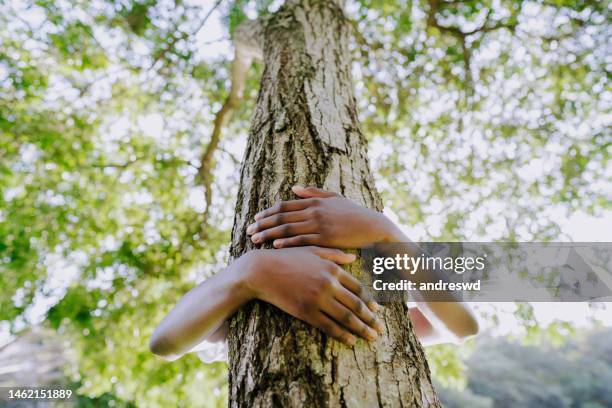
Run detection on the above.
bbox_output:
[292,185,340,198]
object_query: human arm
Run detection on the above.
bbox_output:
[149,246,383,361]
[247,186,404,248]
[246,186,479,343]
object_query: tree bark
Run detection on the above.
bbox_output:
[228,1,441,406]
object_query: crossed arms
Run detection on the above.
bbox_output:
[150,186,478,361]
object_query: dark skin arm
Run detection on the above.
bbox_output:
[149,246,383,360]
[247,186,479,344]
[247,186,402,249]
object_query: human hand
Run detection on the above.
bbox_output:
[243,246,383,345]
[246,186,405,249]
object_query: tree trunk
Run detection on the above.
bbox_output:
[228,1,441,406]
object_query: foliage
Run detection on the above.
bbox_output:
[0,0,609,406]
[436,328,612,408]
[354,0,609,240]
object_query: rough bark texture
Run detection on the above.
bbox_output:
[228,1,441,406]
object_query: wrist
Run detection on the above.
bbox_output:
[231,251,262,304]
[237,250,269,302]
[376,213,407,243]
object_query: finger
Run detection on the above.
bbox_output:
[247,210,309,235]
[335,267,363,296]
[334,284,384,334]
[335,268,380,312]
[254,199,314,220]
[322,298,379,342]
[292,185,340,198]
[333,266,383,329]
[314,313,356,346]
[367,301,380,313]
[251,221,314,244]
[272,234,321,248]
[309,247,356,264]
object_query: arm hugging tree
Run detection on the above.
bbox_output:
[227,1,440,406]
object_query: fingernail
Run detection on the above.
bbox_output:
[246,224,255,235]
[367,302,379,313]
[273,240,282,248]
[367,329,378,342]
[345,335,356,346]
[374,320,384,334]
[254,214,261,220]
[251,234,261,243]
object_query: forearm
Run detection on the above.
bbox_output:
[378,221,479,341]
[411,302,478,344]
[149,254,254,360]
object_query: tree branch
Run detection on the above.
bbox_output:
[91,155,146,169]
[426,0,520,95]
[427,0,517,38]
[149,0,224,72]
[197,19,263,227]
[194,0,224,37]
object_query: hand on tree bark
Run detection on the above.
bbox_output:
[243,246,384,345]
[246,185,406,248]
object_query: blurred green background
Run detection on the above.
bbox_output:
[1,0,610,406]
